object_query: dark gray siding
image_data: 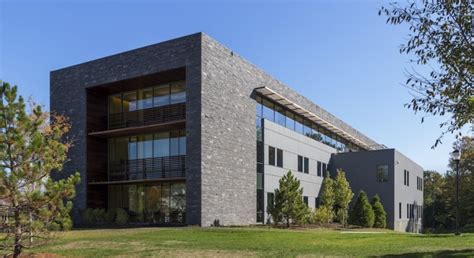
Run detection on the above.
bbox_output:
[331,149,396,228]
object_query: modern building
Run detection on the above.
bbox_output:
[50,33,423,232]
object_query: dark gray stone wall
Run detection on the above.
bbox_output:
[50,33,203,225]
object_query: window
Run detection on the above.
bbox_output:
[295,115,304,134]
[407,171,410,186]
[275,105,286,127]
[276,149,283,168]
[399,202,402,219]
[170,81,186,104]
[407,203,409,218]
[403,170,410,186]
[137,88,153,110]
[322,163,327,177]
[376,164,389,182]
[256,96,262,118]
[317,161,322,177]
[304,157,309,174]
[297,155,303,172]
[257,173,263,190]
[315,197,320,208]
[303,196,308,207]
[108,94,122,114]
[269,146,276,166]
[262,99,274,121]
[154,84,170,107]
[267,192,274,211]
[285,111,295,131]
[123,91,138,112]
[416,177,423,191]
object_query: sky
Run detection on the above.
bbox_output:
[0,0,468,173]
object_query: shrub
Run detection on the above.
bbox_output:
[371,195,387,228]
[82,208,96,226]
[105,209,117,224]
[115,208,129,225]
[93,208,106,224]
[334,169,354,227]
[310,206,333,225]
[462,223,474,233]
[349,191,374,227]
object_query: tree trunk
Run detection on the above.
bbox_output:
[14,209,22,258]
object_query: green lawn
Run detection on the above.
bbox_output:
[3,227,474,257]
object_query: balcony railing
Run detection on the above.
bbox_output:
[108,103,186,130]
[108,155,185,181]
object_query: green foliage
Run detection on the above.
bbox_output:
[270,171,309,227]
[349,191,374,228]
[105,209,117,224]
[379,1,473,146]
[82,208,96,226]
[115,208,129,226]
[423,136,474,231]
[371,195,387,228]
[0,81,81,256]
[93,208,106,224]
[318,172,335,224]
[310,206,333,225]
[334,169,353,226]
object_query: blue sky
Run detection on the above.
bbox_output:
[0,0,466,173]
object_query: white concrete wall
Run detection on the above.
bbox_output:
[263,119,337,222]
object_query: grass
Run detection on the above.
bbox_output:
[2,227,474,257]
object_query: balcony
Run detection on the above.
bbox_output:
[108,155,186,182]
[108,103,186,130]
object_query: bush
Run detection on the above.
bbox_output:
[371,195,387,228]
[349,191,374,227]
[93,208,106,224]
[310,206,333,225]
[82,208,96,226]
[105,209,117,224]
[115,208,129,225]
[462,223,474,233]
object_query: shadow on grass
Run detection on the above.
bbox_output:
[373,249,474,257]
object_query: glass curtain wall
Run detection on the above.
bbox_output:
[108,181,186,224]
[108,81,186,114]
[255,95,361,152]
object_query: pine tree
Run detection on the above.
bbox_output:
[349,191,375,228]
[371,195,387,228]
[334,169,354,227]
[0,82,80,257]
[319,172,335,224]
[271,171,309,227]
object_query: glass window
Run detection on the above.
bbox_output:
[128,136,138,160]
[277,149,283,168]
[285,111,295,131]
[317,161,322,177]
[399,202,402,219]
[257,141,264,163]
[154,132,170,157]
[256,117,263,142]
[170,182,186,223]
[274,105,286,127]
[138,88,153,110]
[123,91,138,112]
[315,197,320,208]
[153,84,170,107]
[267,192,274,210]
[303,120,312,136]
[269,146,275,166]
[295,115,304,134]
[170,81,186,104]
[108,94,122,114]
[170,131,180,156]
[297,155,303,172]
[145,185,162,223]
[303,196,308,207]
[376,164,389,182]
[179,130,186,155]
[138,134,153,159]
[304,157,309,174]
[161,183,170,223]
[322,163,327,177]
[262,99,274,121]
[256,96,262,118]
[310,125,323,142]
[257,173,263,190]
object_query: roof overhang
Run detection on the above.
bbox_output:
[254,86,374,150]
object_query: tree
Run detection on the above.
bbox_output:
[0,82,80,257]
[270,171,309,227]
[349,191,375,228]
[423,170,447,229]
[319,172,335,224]
[379,1,473,147]
[334,169,353,227]
[371,195,387,228]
